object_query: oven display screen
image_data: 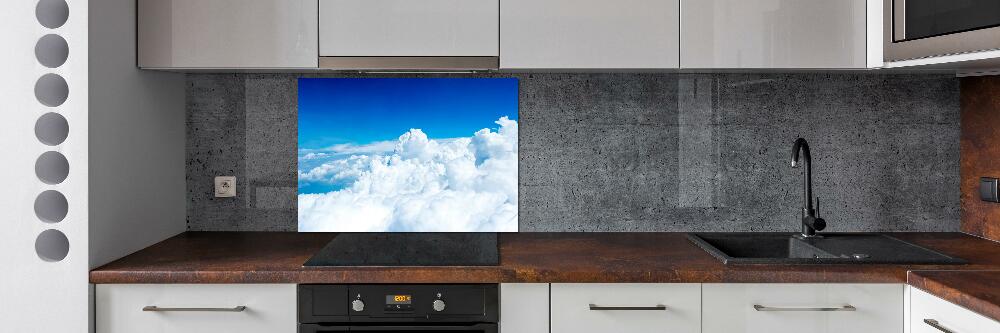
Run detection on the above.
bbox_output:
[386,295,412,305]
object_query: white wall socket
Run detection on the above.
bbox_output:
[214,176,236,198]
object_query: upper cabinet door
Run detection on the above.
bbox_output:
[319,0,500,57]
[501,0,680,69]
[138,0,318,69]
[681,0,868,69]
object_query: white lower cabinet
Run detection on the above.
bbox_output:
[500,283,549,333]
[551,283,701,333]
[96,284,297,333]
[702,283,904,333]
[910,287,1000,333]
[95,282,999,333]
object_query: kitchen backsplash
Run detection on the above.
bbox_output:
[960,76,1000,242]
[186,73,960,232]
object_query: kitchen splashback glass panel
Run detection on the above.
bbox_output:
[297,78,518,232]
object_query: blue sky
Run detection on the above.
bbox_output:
[298,78,518,149]
[298,78,519,194]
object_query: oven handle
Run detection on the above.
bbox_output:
[299,326,348,332]
[299,323,498,332]
[347,323,497,332]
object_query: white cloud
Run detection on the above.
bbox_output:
[298,117,518,232]
[299,140,396,157]
[298,155,370,184]
[300,152,329,160]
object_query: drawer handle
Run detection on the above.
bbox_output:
[589,304,667,311]
[923,319,955,333]
[142,306,247,312]
[753,304,856,312]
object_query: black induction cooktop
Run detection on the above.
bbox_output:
[303,233,500,266]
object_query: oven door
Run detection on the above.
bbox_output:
[300,323,498,333]
[885,0,1000,61]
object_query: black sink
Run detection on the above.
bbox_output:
[687,233,966,265]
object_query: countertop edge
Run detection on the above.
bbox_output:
[908,270,1000,323]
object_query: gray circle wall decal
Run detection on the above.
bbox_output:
[35,229,70,262]
[35,151,69,184]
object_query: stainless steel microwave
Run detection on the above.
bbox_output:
[884,0,1000,62]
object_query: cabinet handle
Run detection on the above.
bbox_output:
[753,304,856,312]
[923,319,955,333]
[589,304,667,311]
[142,306,247,312]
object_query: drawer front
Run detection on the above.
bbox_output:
[551,283,700,333]
[703,283,903,333]
[96,284,296,333]
[911,287,1000,333]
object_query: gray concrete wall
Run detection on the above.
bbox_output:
[186,73,960,232]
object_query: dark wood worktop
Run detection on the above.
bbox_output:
[908,270,1000,322]
[91,232,1000,285]
[89,232,1000,320]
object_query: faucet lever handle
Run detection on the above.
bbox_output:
[815,196,820,218]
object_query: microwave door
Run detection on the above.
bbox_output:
[896,0,1000,42]
[885,0,1000,61]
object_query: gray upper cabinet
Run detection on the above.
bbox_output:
[501,0,680,69]
[319,0,500,57]
[138,0,318,69]
[133,0,878,70]
[680,0,870,69]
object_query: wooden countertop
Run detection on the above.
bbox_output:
[908,270,1000,322]
[90,232,1000,321]
[91,232,1000,284]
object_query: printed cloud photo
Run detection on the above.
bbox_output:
[297,78,519,232]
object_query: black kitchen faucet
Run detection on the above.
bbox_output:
[791,138,826,238]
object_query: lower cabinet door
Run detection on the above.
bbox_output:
[500,283,548,333]
[550,283,701,333]
[910,287,1000,333]
[702,283,903,333]
[96,284,297,333]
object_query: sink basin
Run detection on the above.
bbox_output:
[687,233,966,265]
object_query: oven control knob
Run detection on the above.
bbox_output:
[432,299,446,312]
[351,299,365,312]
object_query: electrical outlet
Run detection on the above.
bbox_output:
[215,176,236,198]
[981,177,999,202]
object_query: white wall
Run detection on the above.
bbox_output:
[0,0,90,331]
[0,0,184,330]
[88,0,186,270]
[89,0,186,328]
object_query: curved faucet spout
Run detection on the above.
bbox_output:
[791,138,813,211]
[791,138,810,168]
[791,138,824,237]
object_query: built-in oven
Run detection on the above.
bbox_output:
[884,0,1000,61]
[299,284,498,333]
